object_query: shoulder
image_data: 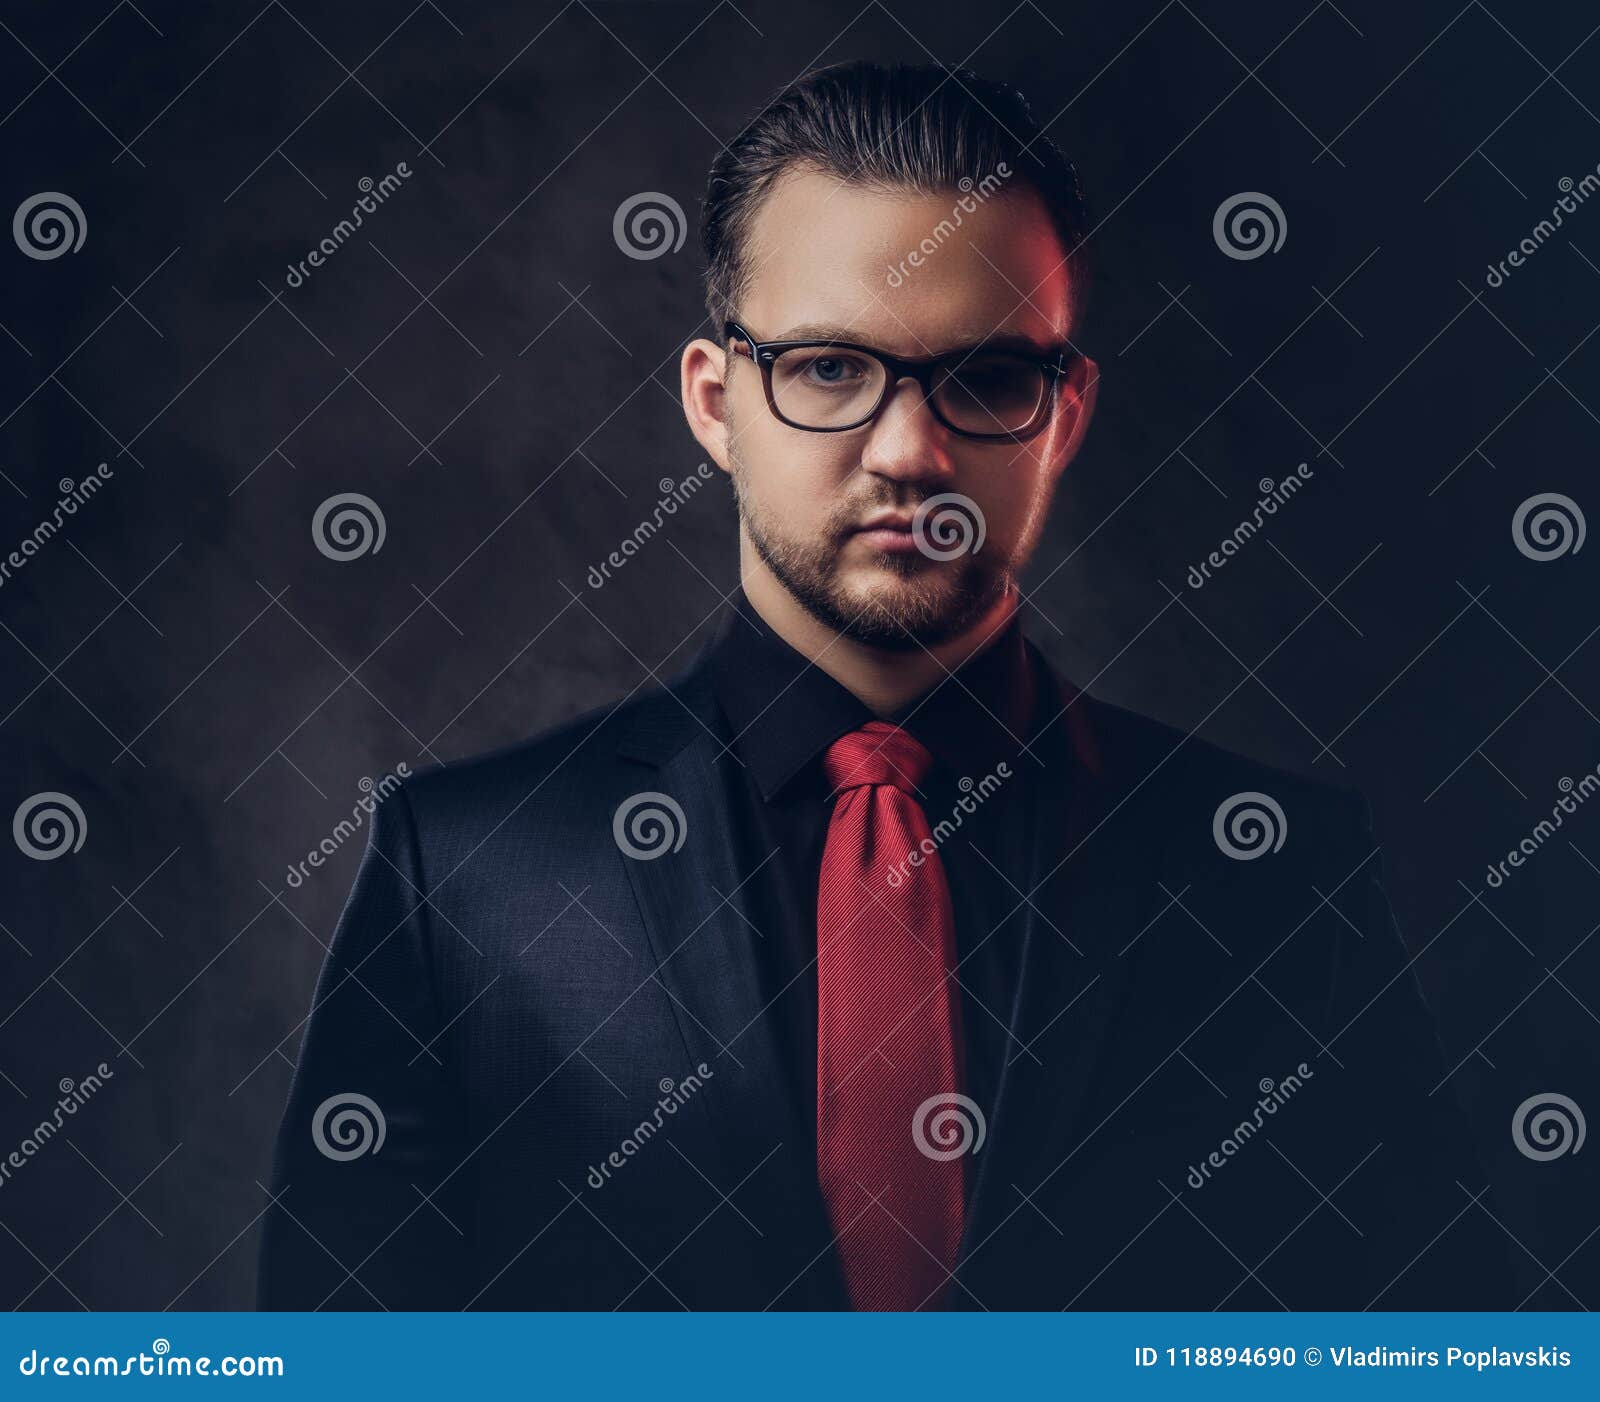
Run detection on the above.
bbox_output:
[1061,682,1414,1014]
[1090,690,1366,818]
[384,662,710,838]
[1061,677,1375,876]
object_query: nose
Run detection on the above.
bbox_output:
[856,375,958,486]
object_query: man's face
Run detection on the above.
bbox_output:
[713,166,1093,651]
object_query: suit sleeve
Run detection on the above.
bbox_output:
[1326,786,1517,1308]
[256,780,470,1309]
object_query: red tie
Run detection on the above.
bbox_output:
[815,719,968,1310]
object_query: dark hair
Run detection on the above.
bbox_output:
[699,59,1092,339]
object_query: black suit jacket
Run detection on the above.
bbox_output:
[258,625,1511,1310]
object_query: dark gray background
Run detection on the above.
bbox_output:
[0,0,1596,1308]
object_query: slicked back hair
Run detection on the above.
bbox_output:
[699,60,1092,342]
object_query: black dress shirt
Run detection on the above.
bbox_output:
[704,583,1065,1184]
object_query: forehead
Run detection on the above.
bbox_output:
[737,165,1076,355]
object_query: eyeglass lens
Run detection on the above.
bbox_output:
[767,346,1047,434]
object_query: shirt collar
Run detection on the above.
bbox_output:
[707,583,1040,803]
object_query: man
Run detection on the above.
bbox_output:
[260,60,1507,1311]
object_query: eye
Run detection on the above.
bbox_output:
[786,351,873,388]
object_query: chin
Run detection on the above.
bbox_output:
[827,570,983,648]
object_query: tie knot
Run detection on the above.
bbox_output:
[822,720,934,798]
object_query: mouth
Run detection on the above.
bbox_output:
[848,516,922,554]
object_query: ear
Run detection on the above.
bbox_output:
[681,336,734,475]
[1051,352,1099,473]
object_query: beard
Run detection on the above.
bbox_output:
[729,459,1016,652]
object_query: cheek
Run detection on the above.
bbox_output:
[738,425,858,515]
[956,464,1039,538]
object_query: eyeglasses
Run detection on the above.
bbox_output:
[724,319,1079,442]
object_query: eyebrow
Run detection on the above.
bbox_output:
[771,322,1067,359]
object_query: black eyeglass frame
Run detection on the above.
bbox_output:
[723,319,1080,443]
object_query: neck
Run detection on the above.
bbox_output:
[739,544,1020,717]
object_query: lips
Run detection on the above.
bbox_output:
[851,514,915,534]
[848,514,924,555]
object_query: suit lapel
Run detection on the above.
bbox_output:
[613,656,845,1306]
[955,657,1157,1291]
